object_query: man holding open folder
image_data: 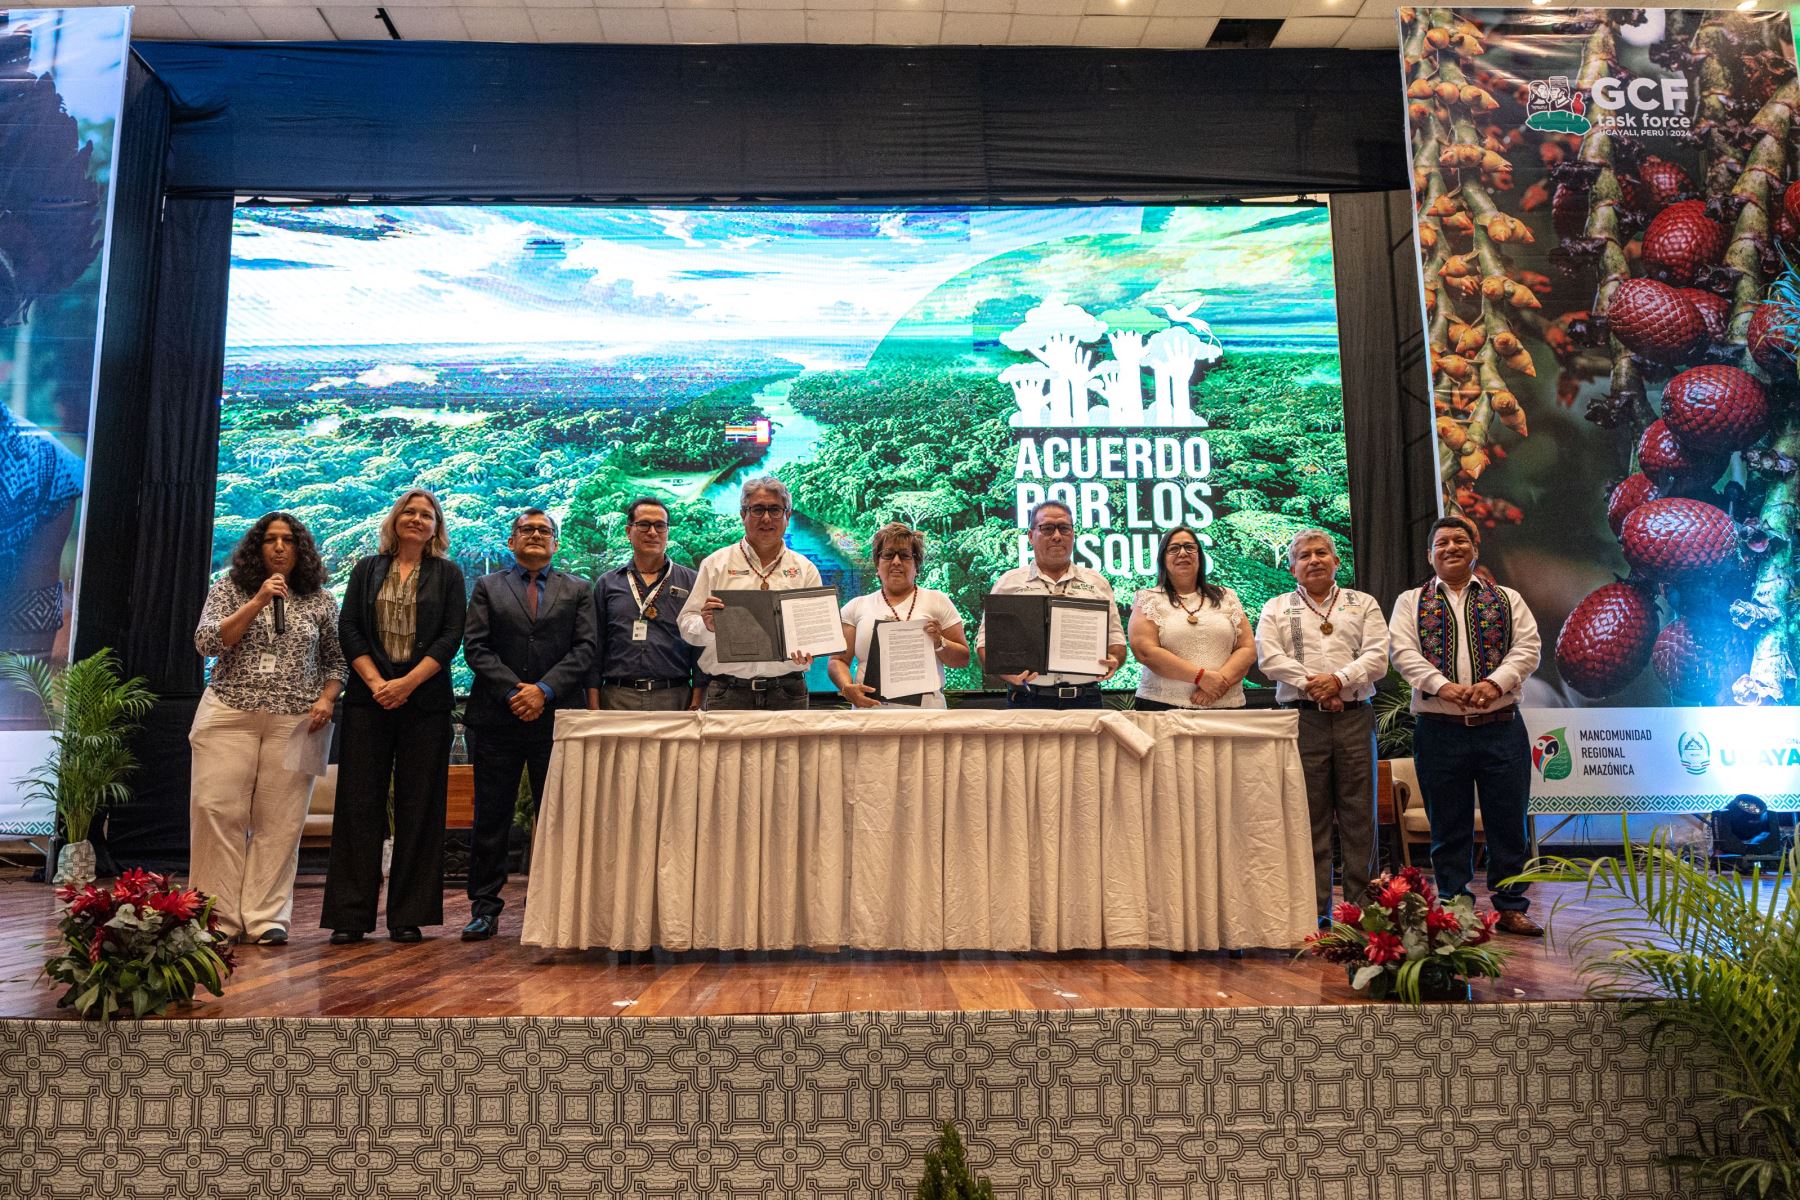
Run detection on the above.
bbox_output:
[678,476,823,710]
[976,499,1126,709]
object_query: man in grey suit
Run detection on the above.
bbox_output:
[460,509,596,941]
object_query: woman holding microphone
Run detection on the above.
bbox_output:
[191,512,345,945]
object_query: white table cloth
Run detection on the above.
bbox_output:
[521,708,1315,952]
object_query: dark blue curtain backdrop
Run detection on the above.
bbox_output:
[92,42,1417,866]
[133,42,1409,202]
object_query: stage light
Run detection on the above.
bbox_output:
[1737,0,1759,10]
[1709,794,1792,872]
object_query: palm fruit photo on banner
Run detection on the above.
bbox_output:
[1400,8,1800,810]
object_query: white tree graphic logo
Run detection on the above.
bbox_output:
[999,299,1222,428]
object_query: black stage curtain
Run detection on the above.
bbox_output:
[133,42,1409,201]
[89,43,1425,866]
[1330,191,1437,605]
[74,55,170,664]
[102,197,233,869]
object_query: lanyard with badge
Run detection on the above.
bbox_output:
[257,601,281,674]
[626,566,669,642]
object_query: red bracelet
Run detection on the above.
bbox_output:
[1193,668,1206,687]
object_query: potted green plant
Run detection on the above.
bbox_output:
[0,649,155,887]
[1374,668,1415,760]
[1514,830,1800,1198]
[914,1122,995,1200]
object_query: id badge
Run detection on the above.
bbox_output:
[257,652,279,673]
[632,620,649,642]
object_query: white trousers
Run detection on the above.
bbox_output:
[188,690,316,938]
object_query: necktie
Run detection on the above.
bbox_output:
[527,573,539,618]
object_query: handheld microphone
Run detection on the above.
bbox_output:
[272,579,287,637]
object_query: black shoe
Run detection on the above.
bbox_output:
[390,926,423,943]
[255,928,288,946]
[329,929,364,945]
[461,915,499,942]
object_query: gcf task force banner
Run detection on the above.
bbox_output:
[1400,8,1800,810]
[0,8,132,834]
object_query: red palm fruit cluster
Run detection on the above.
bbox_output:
[1606,473,1662,535]
[1641,201,1726,286]
[1678,289,1730,344]
[1608,279,1708,364]
[1652,617,1748,704]
[1784,180,1800,230]
[1619,498,1737,582]
[1747,301,1798,373]
[1636,419,1719,483]
[1638,156,1694,208]
[1660,365,1770,454]
[1555,582,1658,698]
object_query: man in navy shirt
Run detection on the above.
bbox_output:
[586,497,703,711]
[461,509,597,940]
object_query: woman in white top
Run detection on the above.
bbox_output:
[829,523,970,709]
[1129,526,1256,710]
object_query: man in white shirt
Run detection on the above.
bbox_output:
[1255,529,1390,926]
[1388,516,1544,936]
[678,476,822,710]
[975,500,1126,709]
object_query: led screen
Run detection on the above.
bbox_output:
[218,204,1350,690]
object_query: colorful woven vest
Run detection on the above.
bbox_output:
[1416,579,1511,682]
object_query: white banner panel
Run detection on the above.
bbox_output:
[1524,707,1800,813]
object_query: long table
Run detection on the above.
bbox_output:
[521,708,1316,953]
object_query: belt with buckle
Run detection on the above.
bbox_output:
[1282,699,1372,711]
[717,675,803,692]
[1016,682,1099,700]
[601,677,687,692]
[1419,706,1516,727]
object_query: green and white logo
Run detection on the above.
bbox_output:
[1533,729,1571,781]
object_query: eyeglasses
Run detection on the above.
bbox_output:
[1165,544,1200,557]
[515,525,555,538]
[877,551,915,563]
[1033,523,1075,536]
[743,505,789,519]
[628,520,670,533]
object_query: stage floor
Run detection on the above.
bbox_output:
[0,870,1602,1019]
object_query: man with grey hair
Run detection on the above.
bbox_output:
[1253,528,1390,926]
[678,475,822,710]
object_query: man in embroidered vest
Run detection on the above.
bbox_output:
[1388,516,1544,936]
[1254,529,1390,927]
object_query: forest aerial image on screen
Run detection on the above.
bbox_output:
[216,205,1351,689]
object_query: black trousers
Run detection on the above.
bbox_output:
[320,703,452,932]
[464,719,554,919]
[1412,713,1532,912]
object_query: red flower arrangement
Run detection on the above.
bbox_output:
[1300,867,1510,1003]
[46,868,235,1020]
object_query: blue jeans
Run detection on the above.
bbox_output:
[1411,713,1532,912]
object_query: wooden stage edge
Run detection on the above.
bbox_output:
[0,872,1610,1020]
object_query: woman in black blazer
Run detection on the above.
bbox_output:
[322,487,467,943]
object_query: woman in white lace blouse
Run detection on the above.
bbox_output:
[1129,526,1257,710]
[191,512,346,945]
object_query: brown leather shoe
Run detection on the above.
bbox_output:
[1494,911,1543,937]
